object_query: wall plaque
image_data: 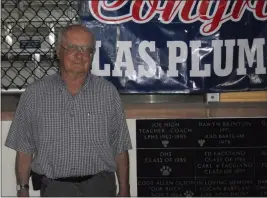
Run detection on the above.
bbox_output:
[19,40,41,49]
[136,118,267,197]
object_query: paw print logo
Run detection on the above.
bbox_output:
[184,190,194,197]
[161,140,169,147]
[160,166,172,176]
[198,139,205,147]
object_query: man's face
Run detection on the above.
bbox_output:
[59,29,95,74]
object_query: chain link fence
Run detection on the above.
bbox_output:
[1,0,83,93]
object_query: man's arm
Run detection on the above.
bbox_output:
[15,152,33,197]
[5,90,36,196]
[15,152,32,185]
[115,151,130,195]
[110,86,132,197]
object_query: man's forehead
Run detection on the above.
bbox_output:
[66,29,92,39]
[64,31,94,45]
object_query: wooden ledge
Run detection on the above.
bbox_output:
[124,102,267,119]
[207,102,267,117]
[220,91,267,102]
[124,103,207,119]
[2,91,267,120]
[3,102,266,121]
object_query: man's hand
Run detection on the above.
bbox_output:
[17,189,29,197]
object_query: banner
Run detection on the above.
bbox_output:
[79,0,267,94]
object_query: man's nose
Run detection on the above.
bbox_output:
[74,50,83,58]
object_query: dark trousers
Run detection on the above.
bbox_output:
[40,172,117,197]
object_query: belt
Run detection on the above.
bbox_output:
[53,175,94,183]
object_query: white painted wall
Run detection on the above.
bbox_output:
[1,120,137,197]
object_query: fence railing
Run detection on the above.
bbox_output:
[1,0,81,93]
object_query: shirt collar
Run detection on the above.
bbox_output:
[55,71,93,92]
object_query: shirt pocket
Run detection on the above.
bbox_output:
[77,108,110,147]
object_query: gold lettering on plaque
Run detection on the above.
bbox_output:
[164,122,180,127]
[222,121,251,127]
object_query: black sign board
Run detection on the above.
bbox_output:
[136,118,267,197]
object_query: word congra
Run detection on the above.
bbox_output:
[91,38,266,78]
[88,0,267,36]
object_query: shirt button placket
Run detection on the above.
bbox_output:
[70,107,75,118]
[69,101,75,173]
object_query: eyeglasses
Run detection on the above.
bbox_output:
[61,44,95,56]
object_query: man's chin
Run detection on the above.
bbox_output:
[75,70,88,74]
[72,64,83,68]
[67,66,88,72]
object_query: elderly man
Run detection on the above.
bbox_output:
[5,24,132,197]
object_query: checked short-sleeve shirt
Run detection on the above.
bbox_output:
[5,73,132,179]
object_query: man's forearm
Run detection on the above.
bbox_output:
[15,152,32,185]
[115,151,130,191]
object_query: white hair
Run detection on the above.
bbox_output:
[56,23,96,51]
